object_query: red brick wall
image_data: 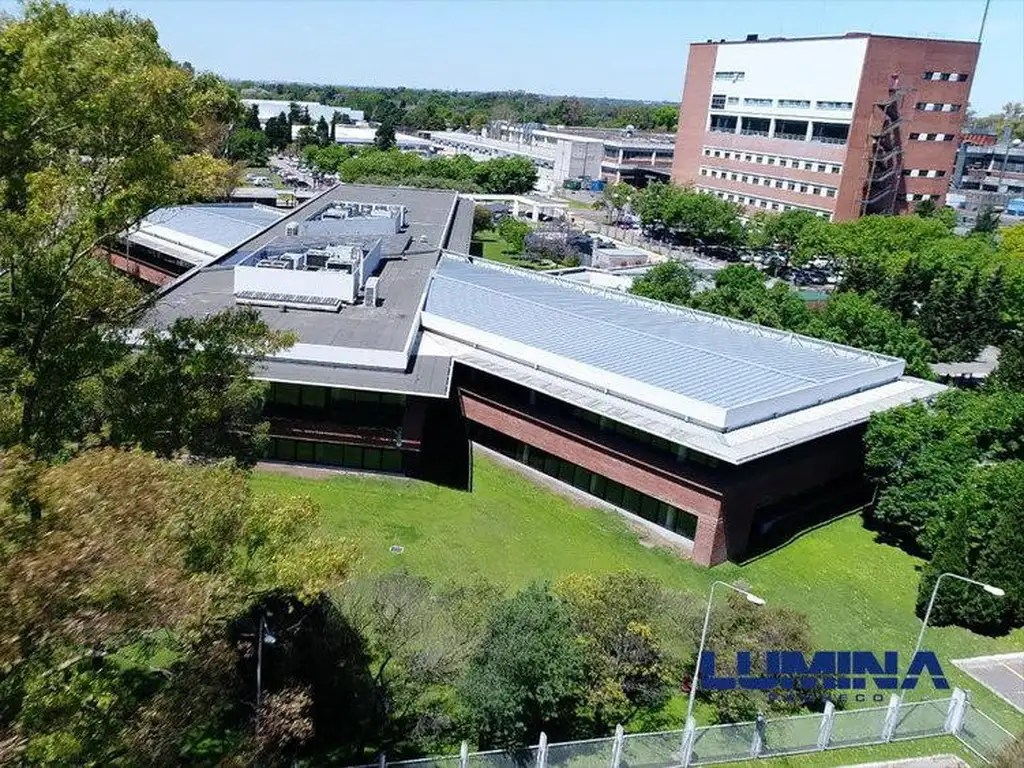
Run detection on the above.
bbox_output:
[460,391,869,567]
[671,44,717,187]
[460,391,732,566]
[835,36,980,220]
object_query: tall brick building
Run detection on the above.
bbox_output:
[671,33,980,221]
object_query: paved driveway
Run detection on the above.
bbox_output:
[952,652,1024,712]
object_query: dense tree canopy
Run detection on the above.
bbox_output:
[631,261,696,305]
[103,309,295,465]
[0,448,353,763]
[0,1,245,457]
[461,583,589,748]
[804,292,934,378]
[226,126,270,165]
[497,217,531,253]
[304,145,537,194]
[632,183,744,245]
[234,80,678,133]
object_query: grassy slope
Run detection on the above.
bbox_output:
[251,456,1024,738]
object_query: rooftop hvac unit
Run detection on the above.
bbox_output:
[285,222,300,236]
[325,256,353,273]
[364,276,380,308]
[258,251,304,270]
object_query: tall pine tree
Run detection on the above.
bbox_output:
[243,103,261,132]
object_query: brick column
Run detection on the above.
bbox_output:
[693,512,728,567]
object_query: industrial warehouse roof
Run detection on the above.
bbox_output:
[128,204,285,266]
[422,255,907,432]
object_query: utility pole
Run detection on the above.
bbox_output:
[978,0,991,43]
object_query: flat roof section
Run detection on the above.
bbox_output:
[146,185,461,375]
[256,352,453,398]
[128,204,285,265]
[422,256,906,432]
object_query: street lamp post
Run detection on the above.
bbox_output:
[254,615,277,732]
[685,581,767,726]
[900,572,1004,704]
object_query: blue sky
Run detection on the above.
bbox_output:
[9,0,1024,113]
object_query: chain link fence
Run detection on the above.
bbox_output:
[958,701,1016,764]
[353,688,1014,767]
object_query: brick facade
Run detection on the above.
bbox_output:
[672,34,979,221]
[459,388,868,568]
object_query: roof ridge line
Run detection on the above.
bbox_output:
[431,267,824,386]
[441,253,897,368]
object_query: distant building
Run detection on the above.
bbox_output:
[484,122,675,187]
[317,125,434,154]
[243,98,365,126]
[950,138,1024,215]
[671,33,980,220]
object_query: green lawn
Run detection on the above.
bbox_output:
[251,455,1024,739]
[715,736,976,766]
[471,228,555,270]
[563,198,597,210]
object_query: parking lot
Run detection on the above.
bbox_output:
[952,652,1024,712]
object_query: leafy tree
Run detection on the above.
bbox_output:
[864,389,1024,554]
[632,182,673,227]
[103,309,295,466]
[989,331,1024,392]
[295,125,318,149]
[315,115,331,146]
[598,182,634,224]
[226,126,270,165]
[461,583,588,749]
[918,267,1002,361]
[650,104,678,131]
[806,292,935,378]
[244,102,262,131]
[630,184,742,244]
[630,261,696,305]
[554,572,674,733]
[338,572,499,755]
[913,198,937,217]
[287,100,302,123]
[497,216,530,253]
[375,120,397,151]
[746,210,820,258]
[917,461,1024,633]
[699,592,814,723]
[472,205,493,233]
[973,205,1000,234]
[264,111,292,150]
[0,448,353,762]
[690,265,810,331]
[474,155,537,195]
[0,1,241,457]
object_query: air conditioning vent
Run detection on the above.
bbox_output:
[364,276,380,308]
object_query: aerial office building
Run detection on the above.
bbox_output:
[143,184,942,567]
[671,33,979,220]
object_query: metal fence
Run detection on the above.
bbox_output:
[353,688,1014,767]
